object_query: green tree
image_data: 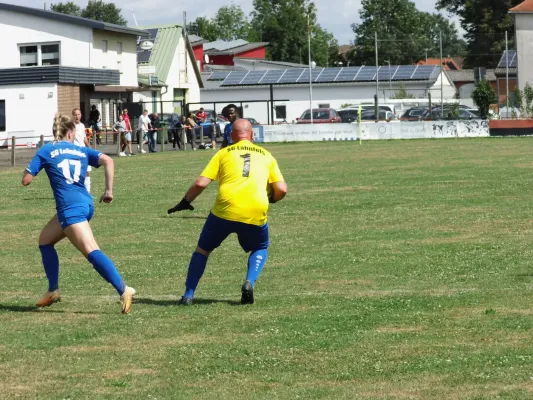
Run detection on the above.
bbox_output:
[214,4,252,41]
[51,0,126,26]
[188,17,218,42]
[82,0,126,26]
[392,83,415,99]
[437,0,522,68]
[471,79,496,119]
[350,0,465,66]
[50,2,82,16]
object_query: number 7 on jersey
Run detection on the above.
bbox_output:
[58,159,82,184]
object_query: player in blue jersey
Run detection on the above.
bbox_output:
[221,104,239,149]
[22,114,136,314]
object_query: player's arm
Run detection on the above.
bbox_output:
[22,150,44,186]
[269,181,288,203]
[97,154,114,203]
[21,171,34,186]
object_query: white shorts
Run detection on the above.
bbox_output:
[87,165,92,173]
[125,132,132,141]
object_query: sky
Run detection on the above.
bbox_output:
[12,0,453,45]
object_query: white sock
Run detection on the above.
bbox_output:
[85,176,91,193]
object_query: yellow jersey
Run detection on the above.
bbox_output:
[201,140,284,226]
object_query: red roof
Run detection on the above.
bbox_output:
[510,0,533,12]
[417,58,461,71]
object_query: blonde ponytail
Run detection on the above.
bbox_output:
[53,113,76,141]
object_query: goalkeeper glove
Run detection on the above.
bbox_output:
[168,197,194,214]
[269,195,277,204]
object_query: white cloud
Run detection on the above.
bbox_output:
[11,0,453,44]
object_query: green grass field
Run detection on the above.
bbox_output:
[1,139,533,399]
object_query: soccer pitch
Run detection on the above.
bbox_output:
[1,139,533,399]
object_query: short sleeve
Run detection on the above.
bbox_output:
[268,156,284,184]
[86,147,102,168]
[200,152,221,181]
[25,147,46,176]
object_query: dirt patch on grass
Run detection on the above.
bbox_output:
[103,368,156,379]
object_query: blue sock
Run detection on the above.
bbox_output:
[184,252,208,299]
[246,249,268,287]
[39,244,59,292]
[87,250,126,295]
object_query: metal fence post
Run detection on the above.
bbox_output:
[117,131,121,156]
[161,127,165,152]
[11,136,15,167]
[200,124,204,144]
[182,128,187,151]
[39,135,44,148]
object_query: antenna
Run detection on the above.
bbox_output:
[183,11,187,36]
[132,9,138,27]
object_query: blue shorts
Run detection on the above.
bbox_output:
[57,203,94,229]
[198,213,269,253]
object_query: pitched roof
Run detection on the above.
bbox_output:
[0,2,148,36]
[189,35,207,46]
[417,58,461,71]
[510,0,533,12]
[206,42,269,56]
[234,57,309,69]
[204,39,249,52]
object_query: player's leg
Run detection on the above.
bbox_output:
[181,213,233,304]
[62,205,134,313]
[237,222,270,305]
[85,166,92,194]
[35,215,67,307]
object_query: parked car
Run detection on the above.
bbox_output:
[401,107,429,122]
[337,108,359,123]
[245,117,260,125]
[296,108,342,124]
[350,104,397,117]
[360,109,395,121]
[426,108,480,121]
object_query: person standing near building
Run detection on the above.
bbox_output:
[148,113,162,153]
[168,119,288,305]
[72,108,92,193]
[221,104,239,149]
[138,110,151,154]
[196,107,207,123]
[186,112,197,151]
[113,115,130,156]
[89,105,102,144]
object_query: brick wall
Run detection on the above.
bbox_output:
[57,84,80,115]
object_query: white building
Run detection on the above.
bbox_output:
[199,66,457,124]
[0,2,148,146]
[133,24,203,117]
[510,0,533,90]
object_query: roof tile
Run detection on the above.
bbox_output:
[510,0,533,12]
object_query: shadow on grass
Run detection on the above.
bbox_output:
[135,297,241,306]
[23,197,54,201]
[0,304,107,315]
[0,304,37,312]
[161,215,208,220]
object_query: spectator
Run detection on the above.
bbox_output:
[209,119,217,150]
[89,105,102,144]
[114,115,133,156]
[172,116,186,150]
[186,112,197,151]
[221,104,239,149]
[196,107,207,123]
[148,113,162,153]
[72,107,92,193]
[137,110,151,154]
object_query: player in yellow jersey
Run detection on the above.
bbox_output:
[168,119,288,305]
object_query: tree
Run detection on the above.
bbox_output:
[251,0,337,66]
[188,17,218,42]
[437,0,522,68]
[214,4,253,41]
[471,79,496,119]
[392,83,415,99]
[349,0,465,66]
[50,2,81,16]
[51,0,126,26]
[82,0,126,26]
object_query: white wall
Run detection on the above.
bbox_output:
[0,9,92,69]
[91,30,138,87]
[0,83,58,147]
[515,14,533,90]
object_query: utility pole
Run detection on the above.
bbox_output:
[440,31,444,117]
[506,31,509,113]
[308,14,313,124]
[375,31,379,108]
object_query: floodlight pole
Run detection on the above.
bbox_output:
[308,14,313,124]
[506,31,509,113]
[375,31,379,109]
[440,31,444,118]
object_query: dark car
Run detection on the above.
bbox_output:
[360,109,395,121]
[296,108,342,124]
[426,108,480,121]
[401,107,428,122]
[245,117,260,125]
[337,108,359,123]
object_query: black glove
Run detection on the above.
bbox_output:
[168,198,194,214]
[269,195,277,204]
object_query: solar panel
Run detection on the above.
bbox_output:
[278,69,305,83]
[411,65,437,80]
[240,71,267,85]
[393,66,416,80]
[221,71,249,86]
[207,71,231,81]
[297,68,324,83]
[355,66,378,81]
[260,70,284,84]
[498,50,517,68]
[334,67,360,82]
[378,66,398,80]
[316,67,341,82]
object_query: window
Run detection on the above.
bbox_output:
[102,40,108,53]
[19,43,60,67]
[0,100,5,132]
[41,44,59,66]
[275,105,287,119]
[116,42,123,55]
[20,45,38,67]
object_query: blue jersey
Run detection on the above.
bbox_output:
[26,141,102,211]
[223,123,234,145]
